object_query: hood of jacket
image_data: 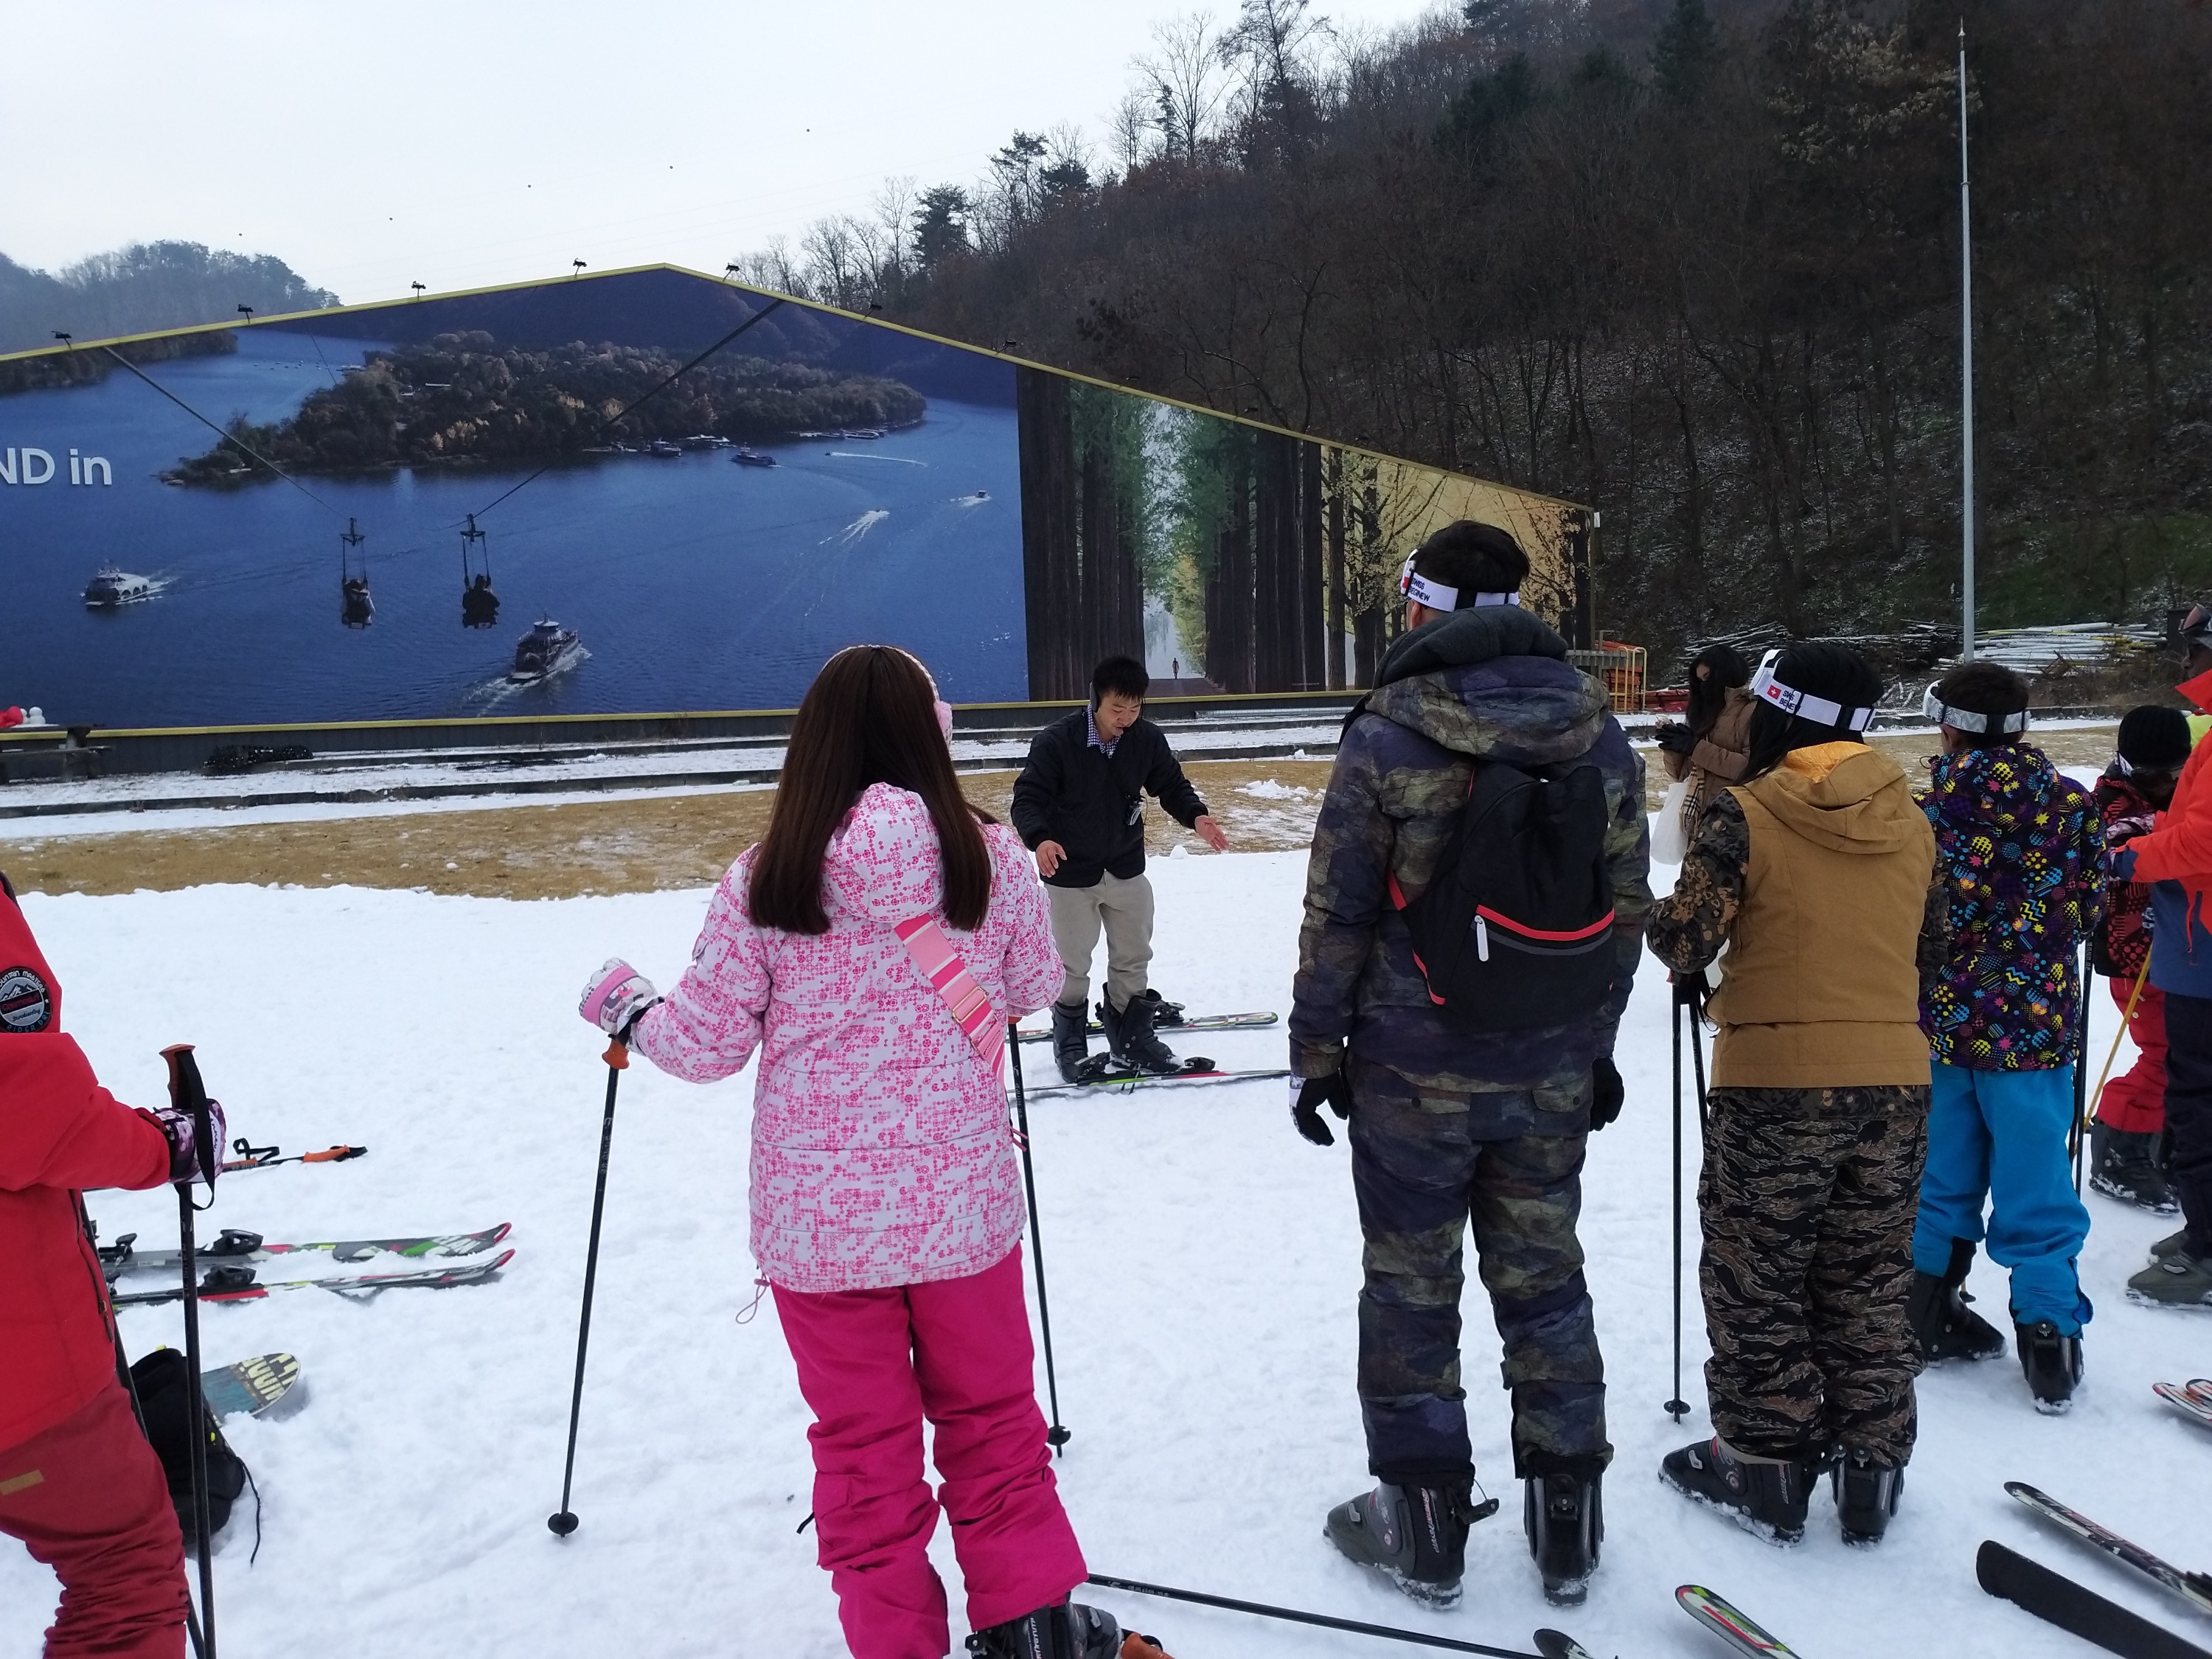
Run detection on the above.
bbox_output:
[1740,741,1925,855]
[1363,606,1608,765]
[1921,742,2062,839]
[824,782,945,923]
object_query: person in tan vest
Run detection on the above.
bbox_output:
[1645,642,1946,1549]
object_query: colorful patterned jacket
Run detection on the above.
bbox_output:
[1917,743,2103,1070]
[2093,768,2160,981]
[1290,606,1651,1110]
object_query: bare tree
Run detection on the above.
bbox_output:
[1136,12,1233,160]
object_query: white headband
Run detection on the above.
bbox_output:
[1397,554,1517,613]
[1749,648,1876,732]
[1923,684,2028,734]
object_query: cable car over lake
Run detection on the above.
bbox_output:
[338,518,374,627]
[459,512,500,628]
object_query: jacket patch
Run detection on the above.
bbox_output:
[0,965,52,1032]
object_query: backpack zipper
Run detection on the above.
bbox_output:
[1475,915,1490,961]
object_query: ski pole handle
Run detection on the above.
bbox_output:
[160,1043,218,1189]
[603,1039,630,1071]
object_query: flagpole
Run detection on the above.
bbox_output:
[1958,18,1975,662]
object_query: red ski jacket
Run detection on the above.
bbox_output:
[0,873,171,1451]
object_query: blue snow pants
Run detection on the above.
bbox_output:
[1912,1062,2093,1333]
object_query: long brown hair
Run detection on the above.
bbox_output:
[748,645,993,933]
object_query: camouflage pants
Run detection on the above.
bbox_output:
[1348,1057,1609,1486]
[1699,1085,1930,1466]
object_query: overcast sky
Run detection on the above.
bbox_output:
[7,0,1441,305]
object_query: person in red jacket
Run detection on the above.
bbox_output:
[0,869,218,1658]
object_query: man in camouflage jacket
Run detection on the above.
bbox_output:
[1290,528,1649,1608]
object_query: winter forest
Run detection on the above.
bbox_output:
[731,0,2212,670]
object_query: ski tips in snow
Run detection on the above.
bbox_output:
[1532,1630,1603,1659]
[2154,1378,2212,1429]
[1978,1540,2212,1659]
[1674,1586,1799,1656]
[2004,1481,2212,1618]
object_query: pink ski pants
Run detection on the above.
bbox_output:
[773,1246,1086,1658]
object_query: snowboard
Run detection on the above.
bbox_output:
[1978,1540,2211,1659]
[2154,1379,2212,1430]
[1023,1065,1293,1099]
[1676,1585,1801,1656]
[112,1249,514,1308]
[102,1222,511,1279]
[2006,1481,2212,1618]
[203,1352,305,1422]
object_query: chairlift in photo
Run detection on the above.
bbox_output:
[459,512,500,628]
[338,518,374,628]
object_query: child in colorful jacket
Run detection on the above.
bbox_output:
[1910,662,2102,1414]
[579,646,1168,1659]
[2088,706,2191,1213]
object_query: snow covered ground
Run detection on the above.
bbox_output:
[3,849,2205,1658]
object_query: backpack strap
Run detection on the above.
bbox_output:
[894,914,1006,1077]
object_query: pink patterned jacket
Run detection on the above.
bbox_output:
[630,783,1060,1293]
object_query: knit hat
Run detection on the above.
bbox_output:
[2117,704,2191,771]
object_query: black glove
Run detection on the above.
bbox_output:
[1655,722,1697,757]
[1589,1058,1624,1130]
[1290,1072,1354,1147]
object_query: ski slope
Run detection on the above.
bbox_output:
[2,849,2205,1658]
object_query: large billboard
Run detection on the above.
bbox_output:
[0,266,1585,728]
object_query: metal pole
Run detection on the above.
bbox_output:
[548,1040,627,1537]
[1958,18,1976,662]
[1008,1023,1072,1452]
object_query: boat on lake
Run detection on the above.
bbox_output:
[647,439,683,459]
[731,447,778,467]
[83,567,155,608]
[509,619,583,684]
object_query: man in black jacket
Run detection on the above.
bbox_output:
[1011,655,1229,1079]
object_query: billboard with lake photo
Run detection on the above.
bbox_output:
[0,266,1587,729]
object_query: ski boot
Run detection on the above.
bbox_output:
[1522,1457,1604,1607]
[1659,1437,1815,1545]
[1829,1447,1904,1546]
[2089,1122,2180,1214]
[964,1601,1170,1659]
[1051,1000,1093,1085]
[1906,1238,2006,1361]
[2014,1320,2084,1413]
[1324,1478,1485,1608]
[1136,988,1187,1027]
[1098,992,1188,1076]
[2150,1227,2198,1263]
[2126,1245,2212,1310]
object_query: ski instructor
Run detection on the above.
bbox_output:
[0,869,218,1658]
[1012,654,1229,1082]
[1288,520,1650,1610]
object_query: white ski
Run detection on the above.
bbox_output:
[1676,1585,1801,1656]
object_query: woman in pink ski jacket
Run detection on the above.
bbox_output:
[580,645,1164,1659]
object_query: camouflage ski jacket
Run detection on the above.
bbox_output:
[1290,608,1651,1101]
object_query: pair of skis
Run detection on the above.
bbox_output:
[107,1224,513,1307]
[1980,1481,2212,1659]
[2154,1377,2212,1429]
[1017,1009,1288,1098]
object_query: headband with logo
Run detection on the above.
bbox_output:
[1748,648,1876,732]
[1921,684,2028,735]
[1397,554,1517,613]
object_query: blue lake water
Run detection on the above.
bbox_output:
[0,332,1027,727]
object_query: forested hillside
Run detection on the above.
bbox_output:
[0,241,336,355]
[750,0,2212,663]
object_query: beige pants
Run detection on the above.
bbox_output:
[1046,872,1154,1012]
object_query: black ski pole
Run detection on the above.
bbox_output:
[1687,992,1711,1141]
[2071,946,2093,1197]
[1666,990,1689,1420]
[549,1036,627,1537]
[160,1044,219,1659]
[1087,1573,1543,1658]
[1008,1022,1071,1453]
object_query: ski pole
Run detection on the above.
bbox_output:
[2083,955,2151,1133]
[549,1037,626,1537]
[160,1044,219,1659]
[1666,989,1689,1421]
[1008,1021,1071,1453]
[2070,946,2097,1197]
[1086,1573,1542,1658]
[1686,994,1710,1142]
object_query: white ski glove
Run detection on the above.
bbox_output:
[580,958,659,1040]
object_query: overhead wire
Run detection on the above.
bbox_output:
[94,344,344,521]
[467,296,789,521]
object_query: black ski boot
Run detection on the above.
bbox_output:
[1051,1000,1092,1084]
[1099,992,1183,1075]
[965,1600,1164,1658]
[1137,988,1186,1027]
[1906,1238,2006,1361]
[1523,1458,1604,1607]
[2090,1122,2180,1214]
[1659,1437,1815,1545]
[2151,1227,2195,1262]
[2015,1319,2084,1414]
[1324,1479,1481,1608]
[1830,1447,1904,1546]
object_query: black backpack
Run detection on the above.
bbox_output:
[1391,759,1618,1032]
[130,1348,249,1543]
